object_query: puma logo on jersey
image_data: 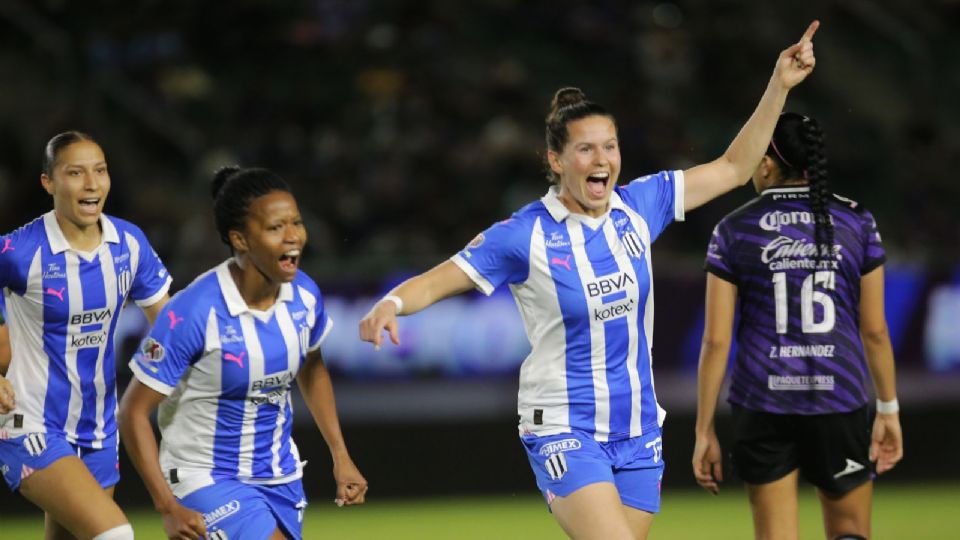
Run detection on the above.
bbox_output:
[0,239,13,254]
[224,352,246,368]
[167,310,184,329]
[46,287,65,302]
[550,255,572,271]
[833,458,865,479]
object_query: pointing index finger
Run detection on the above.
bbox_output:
[801,20,820,42]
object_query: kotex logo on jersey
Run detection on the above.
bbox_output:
[67,330,108,351]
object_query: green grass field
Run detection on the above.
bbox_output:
[4,484,957,539]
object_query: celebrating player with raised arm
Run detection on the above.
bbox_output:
[0,131,172,540]
[360,22,819,540]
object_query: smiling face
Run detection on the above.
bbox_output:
[40,140,110,232]
[230,190,307,285]
[548,115,621,218]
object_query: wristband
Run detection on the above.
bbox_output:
[382,295,403,315]
[876,398,899,414]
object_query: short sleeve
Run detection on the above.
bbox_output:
[127,226,172,307]
[704,221,738,285]
[0,233,12,288]
[860,209,886,275]
[617,170,684,242]
[129,300,205,395]
[450,217,531,296]
[308,290,332,352]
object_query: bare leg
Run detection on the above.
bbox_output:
[43,485,116,540]
[550,482,636,539]
[817,481,872,539]
[746,469,800,540]
[268,528,288,539]
[622,504,654,540]
[18,456,127,540]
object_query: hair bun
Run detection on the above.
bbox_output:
[211,165,241,199]
[550,87,587,112]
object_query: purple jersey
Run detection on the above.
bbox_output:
[704,187,886,414]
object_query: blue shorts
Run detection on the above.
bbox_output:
[180,478,307,540]
[0,432,119,491]
[521,428,664,513]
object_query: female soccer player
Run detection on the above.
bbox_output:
[692,112,903,540]
[119,166,367,540]
[0,131,172,540]
[359,22,820,540]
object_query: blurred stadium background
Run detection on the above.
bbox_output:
[1,0,958,537]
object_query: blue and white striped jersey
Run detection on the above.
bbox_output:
[0,211,171,448]
[129,261,332,497]
[452,171,684,442]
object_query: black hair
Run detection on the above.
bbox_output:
[544,87,615,184]
[43,131,97,176]
[768,112,833,260]
[211,166,292,249]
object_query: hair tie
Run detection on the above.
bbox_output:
[769,137,796,170]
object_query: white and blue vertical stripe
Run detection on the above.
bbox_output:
[0,212,171,448]
[452,170,683,441]
[130,260,331,497]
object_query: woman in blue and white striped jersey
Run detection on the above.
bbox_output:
[119,166,366,540]
[360,22,820,540]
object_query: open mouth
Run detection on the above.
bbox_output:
[586,172,609,198]
[279,249,300,272]
[78,198,101,212]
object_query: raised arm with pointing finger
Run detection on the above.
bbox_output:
[360,22,819,540]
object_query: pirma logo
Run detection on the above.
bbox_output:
[539,438,581,456]
[203,500,241,526]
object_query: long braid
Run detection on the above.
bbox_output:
[801,118,833,263]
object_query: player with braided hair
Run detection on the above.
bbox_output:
[693,112,903,540]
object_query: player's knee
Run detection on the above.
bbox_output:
[832,535,866,540]
[92,523,134,540]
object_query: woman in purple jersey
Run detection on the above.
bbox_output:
[0,132,172,540]
[360,23,819,540]
[693,113,903,540]
[119,166,367,540]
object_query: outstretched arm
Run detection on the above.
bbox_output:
[684,20,819,211]
[118,379,208,539]
[860,266,903,474]
[693,273,737,494]
[358,260,477,350]
[298,350,367,506]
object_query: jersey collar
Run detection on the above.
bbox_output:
[43,210,120,255]
[541,186,626,225]
[761,186,810,196]
[215,259,294,320]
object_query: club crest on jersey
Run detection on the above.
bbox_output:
[544,452,568,481]
[300,325,311,353]
[117,269,132,298]
[140,337,166,363]
[621,231,645,258]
